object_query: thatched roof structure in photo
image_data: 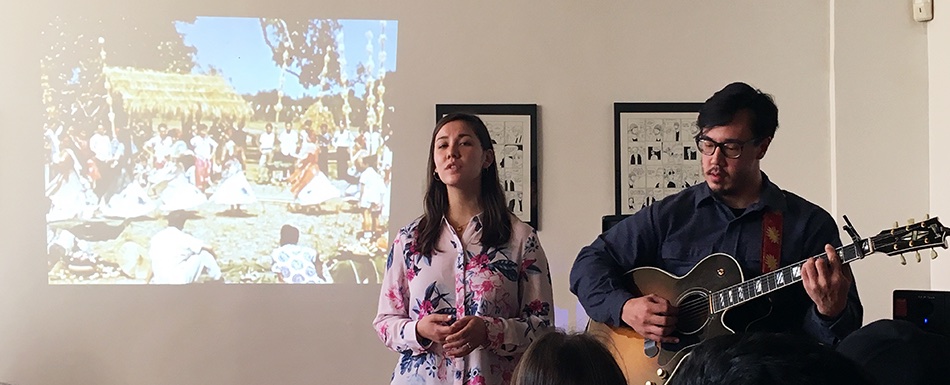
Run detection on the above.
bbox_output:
[103,67,252,121]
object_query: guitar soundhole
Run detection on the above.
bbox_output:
[676,291,710,334]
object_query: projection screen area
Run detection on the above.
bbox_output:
[42,16,397,285]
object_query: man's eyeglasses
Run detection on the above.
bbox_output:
[695,136,761,159]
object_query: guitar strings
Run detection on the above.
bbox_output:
[673,299,710,320]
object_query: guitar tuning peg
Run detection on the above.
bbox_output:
[899,253,908,265]
[915,250,922,263]
[908,218,915,225]
[926,213,931,220]
[894,221,899,228]
[932,249,939,260]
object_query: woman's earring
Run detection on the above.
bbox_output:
[433,171,441,181]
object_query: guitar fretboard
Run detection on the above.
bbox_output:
[709,239,871,314]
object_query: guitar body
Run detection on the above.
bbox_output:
[585,217,950,384]
[587,253,747,385]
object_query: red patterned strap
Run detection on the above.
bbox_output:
[761,210,783,273]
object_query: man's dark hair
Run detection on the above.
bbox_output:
[696,82,779,139]
[668,332,877,385]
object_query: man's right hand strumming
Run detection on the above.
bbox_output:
[622,294,680,344]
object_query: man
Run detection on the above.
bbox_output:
[189,124,217,192]
[276,121,299,181]
[88,124,114,195]
[316,123,331,175]
[148,211,222,284]
[277,121,298,162]
[570,82,862,347]
[258,123,276,183]
[143,124,169,167]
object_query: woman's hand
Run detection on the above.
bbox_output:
[416,314,455,344]
[443,316,489,358]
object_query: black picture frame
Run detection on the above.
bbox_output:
[436,104,539,229]
[614,102,703,215]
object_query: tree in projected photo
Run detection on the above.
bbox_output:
[42,16,396,285]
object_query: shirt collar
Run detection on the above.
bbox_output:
[441,212,485,231]
[694,172,787,213]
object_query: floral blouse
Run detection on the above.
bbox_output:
[373,214,553,385]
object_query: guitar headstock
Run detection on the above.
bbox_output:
[874,217,949,263]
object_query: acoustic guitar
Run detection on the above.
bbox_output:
[587,217,948,385]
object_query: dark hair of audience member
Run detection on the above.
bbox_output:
[836,319,950,385]
[668,332,877,385]
[511,330,627,385]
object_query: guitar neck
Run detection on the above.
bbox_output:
[709,238,872,314]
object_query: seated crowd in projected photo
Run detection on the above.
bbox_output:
[41,16,398,284]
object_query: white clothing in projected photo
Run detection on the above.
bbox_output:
[278,128,298,157]
[210,158,257,206]
[359,166,386,209]
[148,227,221,284]
[295,171,341,206]
[270,244,327,284]
[46,148,97,221]
[100,181,156,219]
[153,165,207,212]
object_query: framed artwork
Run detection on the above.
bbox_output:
[436,104,539,229]
[615,102,703,215]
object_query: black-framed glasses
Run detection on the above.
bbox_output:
[695,136,761,159]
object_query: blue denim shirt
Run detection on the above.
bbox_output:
[570,173,862,345]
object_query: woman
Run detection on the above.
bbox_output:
[290,149,341,209]
[210,138,257,213]
[46,137,98,221]
[373,113,553,385]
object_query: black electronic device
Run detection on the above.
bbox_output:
[893,289,950,337]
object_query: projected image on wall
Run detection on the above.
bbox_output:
[42,17,397,284]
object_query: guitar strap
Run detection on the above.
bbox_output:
[761,210,783,273]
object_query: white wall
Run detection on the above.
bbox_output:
[833,1,932,322]
[0,1,937,384]
[930,0,950,289]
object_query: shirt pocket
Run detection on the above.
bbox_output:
[658,241,713,277]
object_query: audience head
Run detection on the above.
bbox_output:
[511,330,627,385]
[668,332,876,385]
[836,319,950,385]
